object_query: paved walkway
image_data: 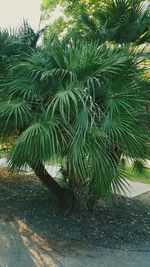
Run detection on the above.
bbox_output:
[119,179,150,198]
[61,247,150,267]
[0,220,150,267]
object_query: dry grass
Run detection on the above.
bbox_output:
[0,167,15,178]
[0,166,32,179]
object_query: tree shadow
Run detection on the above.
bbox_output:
[0,174,67,266]
[0,219,61,267]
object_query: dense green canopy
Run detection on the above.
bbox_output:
[0,2,149,204]
[0,36,149,198]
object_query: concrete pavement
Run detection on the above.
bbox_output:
[0,220,150,267]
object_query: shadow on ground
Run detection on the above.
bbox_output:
[0,219,60,267]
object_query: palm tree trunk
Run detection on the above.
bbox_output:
[31,162,74,207]
[30,162,66,203]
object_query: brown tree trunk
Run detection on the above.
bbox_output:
[30,162,73,207]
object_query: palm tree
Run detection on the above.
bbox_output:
[0,37,149,205]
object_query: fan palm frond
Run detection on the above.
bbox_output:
[0,100,33,135]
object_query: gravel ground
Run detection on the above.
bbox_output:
[0,170,150,252]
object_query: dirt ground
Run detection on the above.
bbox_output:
[0,168,150,267]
